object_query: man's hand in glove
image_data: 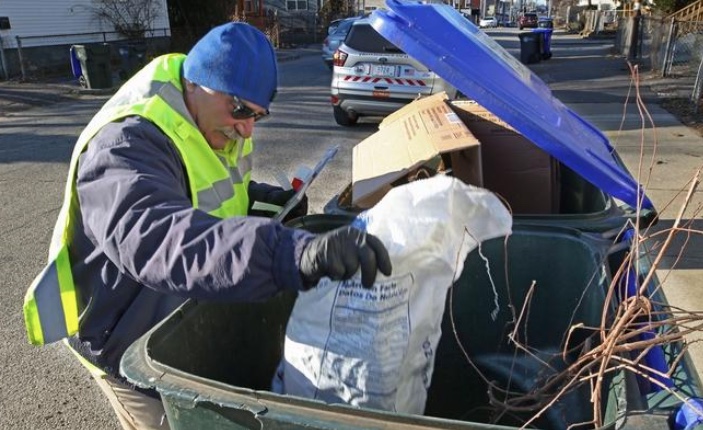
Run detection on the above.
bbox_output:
[248,181,308,221]
[300,226,392,289]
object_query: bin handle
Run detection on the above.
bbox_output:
[200,401,264,429]
[621,205,658,229]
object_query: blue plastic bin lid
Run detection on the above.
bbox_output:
[369,1,653,210]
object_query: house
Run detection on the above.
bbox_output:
[0,0,171,80]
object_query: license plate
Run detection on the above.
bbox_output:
[371,65,396,77]
[372,89,391,98]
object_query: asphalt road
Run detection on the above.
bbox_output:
[1,28,702,429]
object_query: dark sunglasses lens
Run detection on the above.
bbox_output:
[232,104,268,122]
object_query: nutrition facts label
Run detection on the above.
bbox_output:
[316,274,413,403]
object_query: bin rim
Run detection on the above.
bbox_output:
[368,1,653,211]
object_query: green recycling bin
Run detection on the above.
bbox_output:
[120,218,632,430]
[117,41,147,80]
[72,43,113,89]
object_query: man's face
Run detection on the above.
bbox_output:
[184,83,269,150]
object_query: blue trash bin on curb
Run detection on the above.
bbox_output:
[69,46,82,79]
[71,44,113,89]
[533,27,553,59]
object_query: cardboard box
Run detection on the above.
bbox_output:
[351,93,560,214]
[352,93,482,207]
[449,100,560,214]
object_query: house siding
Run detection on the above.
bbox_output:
[0,0,170,79]
[0,0,170,49]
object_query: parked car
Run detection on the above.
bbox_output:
[322,17,360,69]
[498,17,514,27]
[478,16,498,28]
[518,13,539,29]
[330,18,457,126]
[327,18,345,35]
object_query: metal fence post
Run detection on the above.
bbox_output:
[15,36,26,81]
[662,20,677,77]
[692,55,703,113]
[0,35,8,80]
[664,21,679,76]
[628,11,642,62]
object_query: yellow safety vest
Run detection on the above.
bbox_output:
[24,54,252,346]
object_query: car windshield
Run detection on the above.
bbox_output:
[345,24,403,53]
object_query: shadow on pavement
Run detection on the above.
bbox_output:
[0,132,73,164]
[647,218,703,270]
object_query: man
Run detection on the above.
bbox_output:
[24,23,391,429]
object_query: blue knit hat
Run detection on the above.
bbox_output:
[183,22,278,109]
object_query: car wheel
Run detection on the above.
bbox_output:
[333,106,358,127]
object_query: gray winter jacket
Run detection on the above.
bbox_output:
[67,116,313,377]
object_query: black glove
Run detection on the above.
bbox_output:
[300,226,392,289]
[248,182,308,221]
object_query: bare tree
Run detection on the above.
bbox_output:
[92,0,161,39]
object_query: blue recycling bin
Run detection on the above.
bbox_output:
[69,46,82,79]
[71,44,113,89]
[533,28,553,60]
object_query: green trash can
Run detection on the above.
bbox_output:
[120,218,633,430]
[117,41,147,80]
[72,43,113,89]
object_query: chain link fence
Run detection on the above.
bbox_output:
[1,29,170,81]
[168,13,324,53]
[663,21,703,78]
[276,13,325,46]
[616,17,703,110]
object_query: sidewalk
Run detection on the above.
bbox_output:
[0,46,321,115]
[528,31,703,380]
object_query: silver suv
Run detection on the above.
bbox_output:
[330,18,457,126]
[322,17,359,69]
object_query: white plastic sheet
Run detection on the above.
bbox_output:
[274,176,512,414]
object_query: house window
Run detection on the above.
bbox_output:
[287,0,308,10]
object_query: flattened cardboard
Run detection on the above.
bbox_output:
[450,100,560,214]
[352,93,481,207]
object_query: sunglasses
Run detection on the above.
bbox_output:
[232,96,269,122]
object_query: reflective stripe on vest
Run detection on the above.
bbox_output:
[24,54,252,345]
[23,246,78,345]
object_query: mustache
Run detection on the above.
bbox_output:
[218,127,242,141]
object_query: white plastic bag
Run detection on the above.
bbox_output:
[274,175,512,414]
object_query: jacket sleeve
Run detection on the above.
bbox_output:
[75,116,314,302]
